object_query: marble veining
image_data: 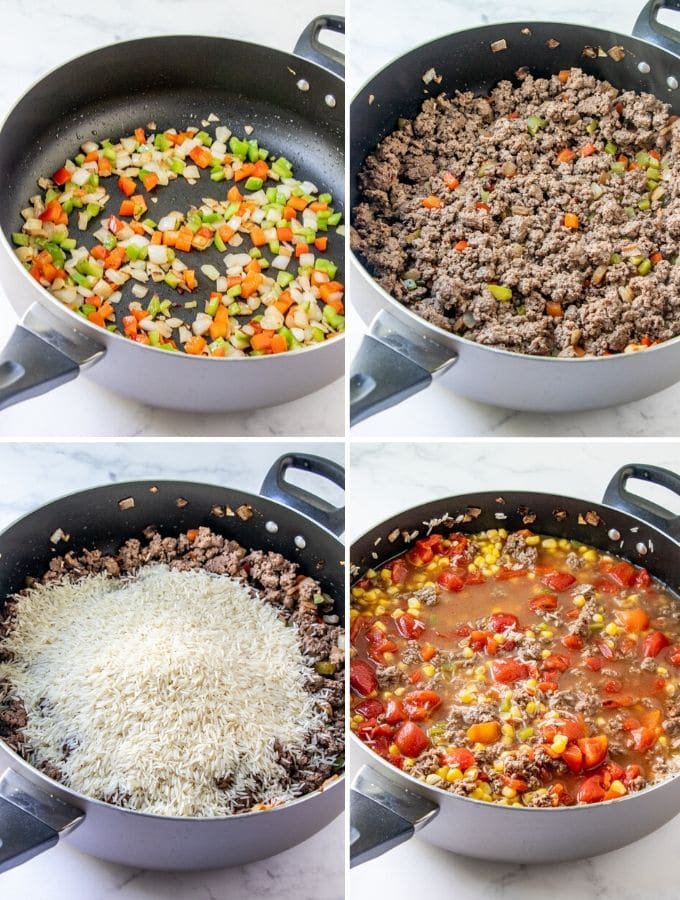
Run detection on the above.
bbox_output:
[350,440,680,899]
[0,0,344,437]
[348,0,680,436]
[0,441,344,898]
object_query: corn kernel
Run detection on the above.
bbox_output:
[551,734,568,754]
[596,717,606,727]
[460,692,476,704]
[510,705,522,718]
[502,723,515,737]
[502,786,517,799]
[573,595,586,608]
[526,701,536,715]
[423,664,436,678]
[468,563,478,574]
[425,773,442,785]
[383,651,394,662]
[542,630,554,640]
[542,538,557,549]
[502,735,513,746]
[447,768,463,782]
[387,586,399,596]
[373,620,387,632]
[518,726,534,741]
[541,649,551,659]
[526,679,538,692]
[397,662,408,671]
[380,569,391,581]
[407,597,421,609]
[352,714,364,725]
[593,613,604,624]
[350,608,359,620]
[659,735,669,748]
[389,743,399,755]
[609,780,627,796]
[559,539,571,550]
[494,632,505,643]
[583,549,598,562]
[605,622,619,636]
[657,666,669,677]
[351,587,364,598]
[436,766,449,779]
[375,604,386,616]
[666,683,677,696]
[464,767,479,780]
[463,647,474,659]
[525,535,540,546]
[493,760,504,772]
[474,555,485,567]
[525,629,536,640]
[394,686,406,696]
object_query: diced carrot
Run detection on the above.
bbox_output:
[649,149,660,161]
[650,251,663,266]
[240,272,263,299]
[227,185,242,203]
[556,148,575,163]
[580,143,596,157]
[275,291,294,314]
[189,145,212,168]
[184,269,197,291]
[163,230,179,247]
[244,259,261,275]
[308,202,329,214]
[250,331,274,351]
[142,172,160,191]
[226,276,242,289]
[131,308,149,322]
[558,69,571,83]
[319,281,344,302]
[288,196,308,212]
[295,243,309,258]
[39,199,65,223]
[211,346,226,357]
[546,300,563,317]
[83,150,99,164]
[422,195,443,209]
[508,111,519,119]
[175,229,194,253]
[122,315,138,336]
[129,220,145,235]
[218,224,236,242]
[98,158,113,177]
[252,160,269,180]
[185,335,207,355]
[209,305,230,341]
[90,245,107,260]
[99,302,114,319]
[277,226,293,242]
[250,226,267,247]
[88,310,105,328]
[327,298,344,314]
[118,176,136,197]
[134,128,146,144]
[150,231,163,245]
[105,247,126,270]
[442,172,460,190]
[234,162,255,182]
[271,334,288,354]
[314,236,328,252]
[283,206,296,220]
[131,194,147,216]
[564,213,580,229]
[455,240,469,251]
[119,199,135,217]
[476,202,490,212]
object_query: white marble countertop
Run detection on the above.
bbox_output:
[0,440,344,899]
[348,0,680,436]
[0,0,344,437]
[349,439,680,899]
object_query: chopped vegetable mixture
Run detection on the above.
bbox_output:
[351,528,680,807]
[14,122,344,356]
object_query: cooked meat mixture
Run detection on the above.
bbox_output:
[0,526,343,815]
[350,528,680,807]
[352,68,680,356]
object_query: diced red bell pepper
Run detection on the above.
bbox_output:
[542,653,570,673]
[52,167,71,186]
[390,558,409,584]
[609,561,637,587]
[530,593,558,611]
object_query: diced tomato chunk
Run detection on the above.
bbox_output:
[577,775,606,804]
[562,634,583,650]
[586,656,603,671]
[542,653,570,673]
[669,646,680,667]
[642,631,670,658]
[384,698,407,725]
[350,659,377,697]
[390,558,409,584]
[616,607,650,633]
[530,593,558,611]
[491,658,529,684]
[541,716,586,742]
[562,743,584,773]
[541,571,576,592]
[489,612,519,632]
[442,747,475,770]
[436,570,464,592]
[609,561,636,587]
[603,679,621,694]
[578,734,608,770]
[635,568,651,588]
[354,699,384,720]
[396,612,426,640]
[395,721,429,757]
[403,690,442,720]
[630,726,657,752]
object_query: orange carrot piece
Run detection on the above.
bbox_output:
[184,269,197,291]
[422,195,443,209]
[118,176,136,197]
[558,69,571,83]
[189,145,212,168]
[442,172,460,190]
[250,226,267,247]
[234,163,255,182]
[288,196,308,212]
[650,251,663,266]
[90,245,107,260]
[150,231,163,245]
[119,199,135,217]
[283,206,296,221]
[580,143,596,157]
[185,335,207,355]
[240,273,263,299]
[142,172,160,191]
[563,213,580,229]
[271,335,288,354]
[314,236,328,252]
[556,148,575,163]
[250,331,273,351]
[98,158,113,177]
[455,240,469,251]
[227,185,242,203]
[134,127,146,144]
[295,243,309,258]
[87,311,105,328]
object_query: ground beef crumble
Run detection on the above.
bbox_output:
[352,68,680,357]
[0,526,344,812]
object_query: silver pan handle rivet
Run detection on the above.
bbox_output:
[667,76,678,90]
[265,520,279,533]
[297,78,310,92]
[294,535,307,549]
[638,61,651,74]
[608,528,621,541]
[635,541,648,555]
[325,94,336,107]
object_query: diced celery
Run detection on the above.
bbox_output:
[196,130,213,146]
[245,176,263,191]
[277,271,294,287]
[11,233,28,247]
[169,158,186,174]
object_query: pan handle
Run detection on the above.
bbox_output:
[602,464,680,540]
[0,303,104,411]
[260,453,344,536]
[0,768,84,872]
[350,765,439,867]
[350,309,457,427]
[633,0,680,54]
[294,15,344,77]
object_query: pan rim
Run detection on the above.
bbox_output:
[0,476,345,824]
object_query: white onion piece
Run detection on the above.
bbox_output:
[201,264,220,281]
[271,255,290,270]
[192,313,212,336]
[157,214,180,232]
[299,253,314,268]
[148,244,169,265]
[131,283,149,299]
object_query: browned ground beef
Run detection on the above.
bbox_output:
[351,67,680,356]
[0,526,344,810]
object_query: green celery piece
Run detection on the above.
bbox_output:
[148,331,161,347]
[278,326,300,349]
[213,231,227,253]
[169,158,186,174]
[196,130,213,146]
[147,296,161,319]
[126,244,141,261]
[227,284,242,297]
[228,301,241,315]
[11,233,28,247]
[272,157,293,179]
[102,146,116,162]
[210,170,225,182]
[164,273,180,289]
[526,116,546,135]
[245,177,263,191]
[74,153,85,166]
[62,198,74,215]
[86,202,100,218]
[45,188,59,203]
[202,212,222,224]
[61,238,77,251]
[269,240,281,255]
[277,271,294,287]
[315,258,337,279]
[312,327,325,342]
[327,212,342,226]
[258,148,269,160]
[486,283,513,302]
[224,201,240,220]
[206,295,221,317]
[249,248,262,259]
[247,140,259,162]
[604,141,617,155]
[80,303,97,315]
[154,133,171,151]
[229,136,249,160]
[89,173,99,187]
[318,192,332,205]
[45,243,66,268]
